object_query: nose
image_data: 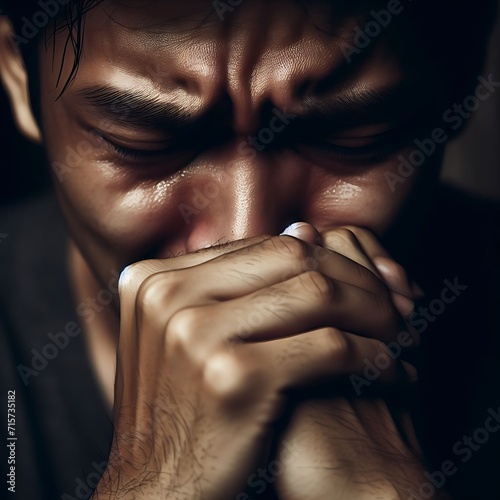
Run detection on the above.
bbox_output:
[180,145,308,253]
[158,1,342,252]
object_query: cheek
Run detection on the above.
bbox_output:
[41,104,194,257]
[305,152,423,235]
[49,156,191,255]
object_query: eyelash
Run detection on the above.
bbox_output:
[299,130,405,163]
[314,140,397,162]
[100,135,178,161]
[99,126,409,165]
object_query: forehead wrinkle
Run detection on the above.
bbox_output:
[225,2,347,107]
[100,0,222,35]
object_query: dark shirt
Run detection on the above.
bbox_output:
[0,192,113,500]
[0,185,499,500]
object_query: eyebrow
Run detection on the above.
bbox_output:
[74,80,432,137]
[74,85,203,134]
[300,82,433,130]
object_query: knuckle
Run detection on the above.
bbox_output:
[136,271,181,317]
[298,271,335,302]
[166,308,201,352]
[332,227,358,247]
[203,352,260,402]
[272,235,309,261]
[324,329,354,362]
[342,225,371,239]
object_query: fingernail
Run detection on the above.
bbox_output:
[280,222,306,236]
[118,265,132,288]
[401,361,418,382]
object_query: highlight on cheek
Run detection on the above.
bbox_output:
[335,182,363,201]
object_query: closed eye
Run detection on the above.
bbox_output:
[300,127,409,162]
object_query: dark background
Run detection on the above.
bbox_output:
[0,87,49,204]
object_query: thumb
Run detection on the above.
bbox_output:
[280,222,323,246]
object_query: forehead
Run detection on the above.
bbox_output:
[83,0,356,60]
[52,0,415,91]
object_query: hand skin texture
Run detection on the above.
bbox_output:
[91,224,448,500]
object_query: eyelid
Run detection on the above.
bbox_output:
[327,124,393,138]
[96,130,176,150]
[299,126,409,163]
[101,136,174,159]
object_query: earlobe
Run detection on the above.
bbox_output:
[0,17,42,144]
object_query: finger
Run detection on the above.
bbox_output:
[290,225,415,318]
[117,236,270,359]
[332,226,424,299]
[281,221,323,246]
[321,227,379,275]
[115,237,272,401]
[235,329,418,392]
[184,235,386,301]
[119,235,270,291]
[319,227,414,317]
[321,226,420,318]
[188,270,404,345]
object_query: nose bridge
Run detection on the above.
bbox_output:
[182,145,306,251]
[184,159,276,251]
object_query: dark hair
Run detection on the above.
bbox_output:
[0,0,497,110]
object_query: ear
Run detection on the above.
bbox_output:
[0,17,42,143]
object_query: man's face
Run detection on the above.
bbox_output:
[38,0,444,287]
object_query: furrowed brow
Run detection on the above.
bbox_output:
[300,83,432,129]
[74,85,203,133]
